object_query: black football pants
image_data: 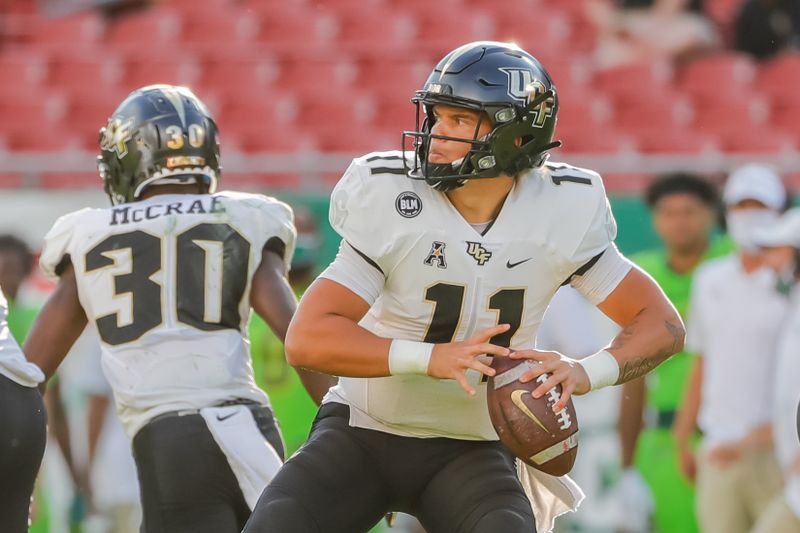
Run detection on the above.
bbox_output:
[0,373,47,533]
[132,404,284,533]
[243,402,535,533]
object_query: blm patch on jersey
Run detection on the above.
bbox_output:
[396,191,422,218]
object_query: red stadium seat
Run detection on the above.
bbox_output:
[5,128,81,151]
[602,173,654,194]
[493,7,573,55]
[120,56,201,90]
[254,8,339,53]
[63,93,130,140]
[215,92,300,134]
[165,0,235,11]
[758,55,800,102]
[717,129,796,154]
[276,58,359,98]
[557,96,614,132]
[223,173,302,189]
[593,62,674,103]
[411,7,497,55]
[312,128,396,152]
[0,53,47,86]
[105,8,182,51]
[678,53,757,102]
[335,8,417,54]
[614,96,693,135]
[558,126,636,154]
[180,12,259,51]
[635,129,717,154]
[28,12,104,51]
[0,174,25,189]
[224,126,316,153]
[47,55,123,98]
[356,57,434,101]
[369,99,417,137]
[0,94,66,134]
[771,101,800,138]
[197,55,281,95]
[295,92,376,126]
[311,0,386,10]
[691,95,769,136]
[39,173,98,189]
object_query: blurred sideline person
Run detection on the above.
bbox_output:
[23,85,329,533]
[0,235,54,532]
[751,208,800,533]
[48,327,142,533]
[537,286,620,533]
[674,164,789,533]
[619,173,729,533]
[249,205,335,456]
[244,41,684,533]
[0,235,39,345]
[0,285,47,532]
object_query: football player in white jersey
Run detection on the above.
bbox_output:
[22,85,334,533]
[243,42,685,533]
[0,288,46,533]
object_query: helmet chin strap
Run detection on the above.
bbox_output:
[132,169,218,200]
[424,155,468,191]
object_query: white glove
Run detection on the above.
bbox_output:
[615,468,655,533]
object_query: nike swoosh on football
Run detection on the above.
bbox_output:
[506,258,533,269]
[216,411,238,422]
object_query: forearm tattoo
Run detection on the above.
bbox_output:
[613,318,685,384]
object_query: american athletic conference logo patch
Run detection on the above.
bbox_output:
[396,191,422,218]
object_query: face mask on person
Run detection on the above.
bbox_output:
[726,209,780,253]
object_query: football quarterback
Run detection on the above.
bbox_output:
[244,41,685,533]
[23,85,333,533]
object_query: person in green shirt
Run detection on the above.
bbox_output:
[249,206,336,456]
[0,235,38,342]
[618,174,731,533]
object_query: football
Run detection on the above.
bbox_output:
[487,356,579,476]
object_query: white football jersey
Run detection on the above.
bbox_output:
[0,289,44,387]
[40,191,296,436]
[323,151,621,440]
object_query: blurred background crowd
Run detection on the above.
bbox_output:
[1,0,800,532]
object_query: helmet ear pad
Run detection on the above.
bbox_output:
[488,117,552,176]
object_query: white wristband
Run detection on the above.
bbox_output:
[580,350,619,390]
[388,339,434,375]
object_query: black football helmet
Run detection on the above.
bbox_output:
[403,41,560,191]
[98,85,221,205]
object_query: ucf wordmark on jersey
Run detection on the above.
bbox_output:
[40,191,296,436]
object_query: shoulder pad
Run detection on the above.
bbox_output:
[40,208,93,280]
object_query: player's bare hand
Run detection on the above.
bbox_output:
[708,442,742,468]
[428,324,511,396]
[511,349,590,412]
[677,444,697,483]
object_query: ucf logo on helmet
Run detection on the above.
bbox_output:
[500,68,555,128]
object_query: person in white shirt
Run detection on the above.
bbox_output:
[751,208,800,533]
[674,164,790,533]
[0,287,46,532]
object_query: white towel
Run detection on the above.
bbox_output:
[517,461,585,533]
[200,405,283,510]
